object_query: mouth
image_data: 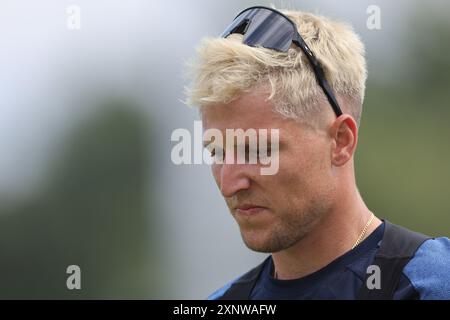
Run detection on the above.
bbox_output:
[234,204,267,216]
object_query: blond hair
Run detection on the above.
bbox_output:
[184,8,367,128]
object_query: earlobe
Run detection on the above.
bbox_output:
[330,115,358,167]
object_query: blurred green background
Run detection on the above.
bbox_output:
[0,0,449,299]
[356,10,450,236]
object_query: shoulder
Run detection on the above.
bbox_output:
[403,237,450,299]
[207,276,241,300]
[206,258,269,300]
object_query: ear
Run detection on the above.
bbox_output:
[329,114,358,167]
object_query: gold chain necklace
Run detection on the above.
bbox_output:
[273,213,375,280]
[351,212,375,250]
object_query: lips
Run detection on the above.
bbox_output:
[234,204,266,216]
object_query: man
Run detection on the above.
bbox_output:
[185,6,450,299]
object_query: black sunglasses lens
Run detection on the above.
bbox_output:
[220,10,254,38]
[221,8,295,52]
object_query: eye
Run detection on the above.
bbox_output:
[258,146,273,161]
[246,145,259,163]
[204,144,215,157]
[205,144,224,162]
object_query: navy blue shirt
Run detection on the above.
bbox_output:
[208,222,450,300]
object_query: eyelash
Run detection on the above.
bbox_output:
[208,147,272,159]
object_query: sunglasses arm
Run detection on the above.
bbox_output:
[293,36,343,117]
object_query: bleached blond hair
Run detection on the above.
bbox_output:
[184,7,367,129]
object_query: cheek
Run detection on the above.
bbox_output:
[273,149,324,198]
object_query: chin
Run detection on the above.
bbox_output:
[240,221,311,253]
[240,229,282,253]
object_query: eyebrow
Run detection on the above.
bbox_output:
[202,141,276,151]
[202,141,210,148]
[202,139,216,149]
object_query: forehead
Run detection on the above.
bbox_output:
[201,90,287,131]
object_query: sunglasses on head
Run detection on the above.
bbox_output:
[221,6,343,117]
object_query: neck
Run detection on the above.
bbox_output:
[272,186,382,280]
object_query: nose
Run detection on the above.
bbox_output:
[218,163,251,198]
